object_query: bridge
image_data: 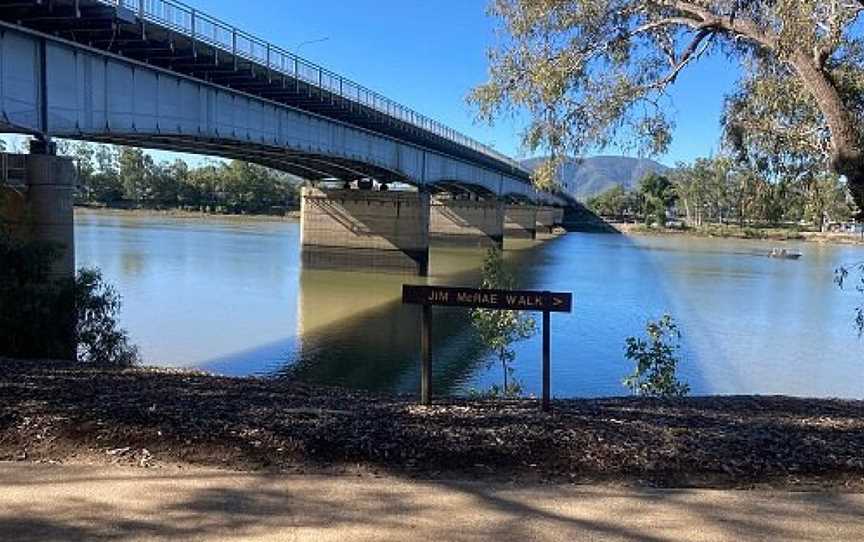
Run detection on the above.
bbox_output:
[0,0,575,276]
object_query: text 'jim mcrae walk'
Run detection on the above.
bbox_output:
[402,285,572,313]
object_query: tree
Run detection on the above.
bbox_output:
[471,247,536,397]
[587,185,630,217]
[472,1,864,213]
[803,172,853,229]
[58,140,97,202]
[117,147,151,201]
[623,314,690,398]
[639,172,677,225]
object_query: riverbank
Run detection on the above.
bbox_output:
[614,222,864,245]
[2,359,863,490]
[74,205,300,221]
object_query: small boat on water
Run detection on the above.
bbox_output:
[768,247,802,260]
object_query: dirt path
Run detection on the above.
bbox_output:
[2,462,863,541]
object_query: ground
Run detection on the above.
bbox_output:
[3,462,864,541]
[2,359,864,490]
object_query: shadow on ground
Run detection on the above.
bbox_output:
[2,463,864,541]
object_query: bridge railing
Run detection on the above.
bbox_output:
[99,0,529,175]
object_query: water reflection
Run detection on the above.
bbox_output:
[287,254,490,394]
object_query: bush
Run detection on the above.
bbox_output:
[470,247,535,397]
[623,314,690,398]
[0,231,139,366]
[74,268,140,367]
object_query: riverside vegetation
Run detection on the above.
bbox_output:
[470,248,536,398]
[0,231,139,367]
[56,140,300,216]
[586,157,853,235]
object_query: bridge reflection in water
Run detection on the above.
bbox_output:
[283,247,540,395]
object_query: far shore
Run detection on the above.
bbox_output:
[2,358,863,491]
[611,221,864,246]
[74,204,300,222]
[75,206,864,247]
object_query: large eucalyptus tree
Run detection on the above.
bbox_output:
[472,1,864,212]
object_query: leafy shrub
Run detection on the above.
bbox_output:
[623,314,690,398]
[0,231,139,366]
[471,247,535,397]
[74,268,140,366]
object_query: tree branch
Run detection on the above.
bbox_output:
[647,28,714,91]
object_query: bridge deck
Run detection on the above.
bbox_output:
[0,0,531,182]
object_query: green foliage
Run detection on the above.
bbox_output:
[586,185,641,219]
[639,172,676,226]
[670,155,851,228]
[623,315,690,398]
[470,247,535,397]
[471,1,864,211]
[0,231,139,366]
[74,268,140,367]
[835,264,864,338]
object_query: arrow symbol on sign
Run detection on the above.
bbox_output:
[553,297,563,306]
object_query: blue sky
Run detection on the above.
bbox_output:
[4,0,740,167]
[186,0,740,166]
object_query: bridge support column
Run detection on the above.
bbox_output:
[429,197,504,248]
[504,205,538,240]
[553,207,564,227]
[536,206,557,238]
[1,153,76,280]
[1,152,76,360]
[301,187,430,276]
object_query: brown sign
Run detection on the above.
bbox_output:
[403,285,572,313]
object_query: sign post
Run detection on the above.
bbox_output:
[542,309,551,412]
[403,285,572,412]
[420,304,432,405]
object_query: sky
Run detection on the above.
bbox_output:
[3,0,741,167]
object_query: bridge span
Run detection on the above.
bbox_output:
[0,0,574,276]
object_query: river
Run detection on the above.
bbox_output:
[74,209,864,399]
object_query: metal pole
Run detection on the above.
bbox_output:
[232,29,237,70]
[420,304,432,405]
[190,9,197,58]
[542,309,551,412]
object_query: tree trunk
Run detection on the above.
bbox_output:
[791,52,864,216]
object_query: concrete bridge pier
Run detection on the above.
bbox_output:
[429,197,504,248]
[1,152,76,280]
[300,187,430,276]
[504,205,538,240]
[553,207,565,227]
[0,151,76,360]
[535,207,558,238]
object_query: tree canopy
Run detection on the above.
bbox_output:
[472,1,864,213]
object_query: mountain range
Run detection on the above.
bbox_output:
[520,156,670,201]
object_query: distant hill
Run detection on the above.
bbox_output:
[521,156,670,201]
